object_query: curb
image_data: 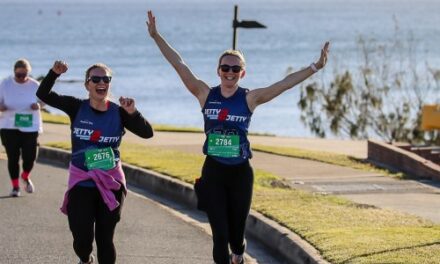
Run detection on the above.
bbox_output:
[368,140,440,180]
[38,146,329,264]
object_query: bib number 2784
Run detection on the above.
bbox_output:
[207,134,239,158]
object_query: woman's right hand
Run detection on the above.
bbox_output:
[30,102,40,110]
[52,60,68,75]
[146,10,158,38]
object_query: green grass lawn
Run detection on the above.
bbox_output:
[41,111,203,133]
[41,111,70,125]
[46,141,440,264]
[41,113,393,175]
[41,112,274,135]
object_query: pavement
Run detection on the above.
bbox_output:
[0,159,283,263]
[39,123,440,223]
[0,159,215,263]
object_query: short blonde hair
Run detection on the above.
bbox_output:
[14,58,32,72]
[217,50,246,68]
[84,63,112,83]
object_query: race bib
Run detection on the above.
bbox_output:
[207,134,240,158]
[14,113,33,127]
[84,147,115,170]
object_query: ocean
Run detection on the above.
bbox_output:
[1,0,439,137]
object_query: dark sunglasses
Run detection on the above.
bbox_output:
[88,76,112,84]
[15,73,27,79]
[219,64,242,73]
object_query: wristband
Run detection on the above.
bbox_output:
[310,63,318,73]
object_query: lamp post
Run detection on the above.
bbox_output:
[232,5,266,50]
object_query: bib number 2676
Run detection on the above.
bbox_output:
[84,147,116,170]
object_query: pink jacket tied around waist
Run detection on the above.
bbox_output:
[60,162,126,215]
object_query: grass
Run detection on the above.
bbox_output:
[150,124,202,133]
[41,112,398,177]
[252,144,404,178]
[46,141,440,264]
[41,112,274,135]
[41,111,70,125]
[41,111,202,132]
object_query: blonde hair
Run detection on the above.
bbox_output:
[217,50,246,68]
[84,63,112,83]
[14,58,32,72]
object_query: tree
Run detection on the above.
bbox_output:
[298,22,439,144]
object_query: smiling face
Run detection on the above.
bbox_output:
[85,66,112,102]
[217,55,246,89]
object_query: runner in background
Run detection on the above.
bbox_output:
[0,58,42,197]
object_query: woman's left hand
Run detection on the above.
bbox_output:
[30,103,40,110]
[315,41,330,70]
[119,96,136,114]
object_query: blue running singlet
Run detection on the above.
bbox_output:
[202,86,253,165]
[71,100,124,172]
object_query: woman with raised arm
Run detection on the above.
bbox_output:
[146,10,329,264]
[37,61,153,264]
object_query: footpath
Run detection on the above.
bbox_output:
[41,123,440,223]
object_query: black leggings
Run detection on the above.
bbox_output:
[200,156,254,264]
[0,129,38,180]
[67,185,125,264]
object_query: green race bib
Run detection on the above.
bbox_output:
[84,147,116,170]
[207,134,240,158]
[14,113,33,128]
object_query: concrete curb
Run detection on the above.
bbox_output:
[368,140,440,180]
[38,146,329,264]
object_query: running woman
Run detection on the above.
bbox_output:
[146,10,329,264]
[37,61,154,264]
[0,58,42,197]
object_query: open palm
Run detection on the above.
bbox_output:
[146,10,157,38]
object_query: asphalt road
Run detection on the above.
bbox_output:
[0,159,215,264]
[0,156,285,264]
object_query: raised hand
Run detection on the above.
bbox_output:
[315,42,330,70]
[119,96,136,115]
[52,60,68,75]
[146,10,158,38]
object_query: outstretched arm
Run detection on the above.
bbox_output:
[246,42,330,112]
[146,10,209,107]
[36,61,82,120]
[36,60,69,103]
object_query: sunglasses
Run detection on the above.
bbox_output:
[88,76,112,84]
[15,73,27,79]
[219,64,242,73]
